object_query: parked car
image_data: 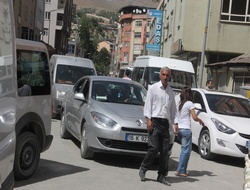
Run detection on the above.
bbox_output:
[179,88,250,160]
[60,76,175,159]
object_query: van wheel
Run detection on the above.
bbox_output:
[80,126,94,159]
[14,132,41,180]
[60,113,71,139]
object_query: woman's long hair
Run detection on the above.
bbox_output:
[178,86,194,111]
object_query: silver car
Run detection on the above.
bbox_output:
[60,76,149,159]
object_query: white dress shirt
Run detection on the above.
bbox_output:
[144,81,177,125]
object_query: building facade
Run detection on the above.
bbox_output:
[41,0,74,55]
[13,0,44,41]
[154,0,250,92]
[118,6,152,70]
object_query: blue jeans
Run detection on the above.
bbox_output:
[176,129,192,174]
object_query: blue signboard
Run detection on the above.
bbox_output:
[147,9,163,51]
[146,44,160,52]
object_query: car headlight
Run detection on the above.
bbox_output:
[211,118,236,134]
[56,90,65,100]
[90,111,117,128]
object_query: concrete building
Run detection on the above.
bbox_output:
[13,0,45,41]
[153,0,250,93]
[41,0,74,55]
[118,6,152,69]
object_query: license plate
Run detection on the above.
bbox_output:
[125,134,148,143]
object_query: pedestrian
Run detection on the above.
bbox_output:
[175,86,204,177]
[139,66,178,186]
[122,69,131,80]
[205,79,213,89]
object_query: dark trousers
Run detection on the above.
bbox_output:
[140,118,170,176]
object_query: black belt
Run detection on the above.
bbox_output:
[151,117,168,122]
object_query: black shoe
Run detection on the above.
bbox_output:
[139,169,146,181]
[157,175,171,186]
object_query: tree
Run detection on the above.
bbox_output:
[93,48,111,76]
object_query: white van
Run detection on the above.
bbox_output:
[50,55,97,118]
[131,55,196,91]
[118,66,133,78]
[15,38,53,180]
[0,0,16,188]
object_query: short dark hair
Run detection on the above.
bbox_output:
[125,69,130,76]
[206,79,212,85]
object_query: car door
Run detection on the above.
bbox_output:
[65,78,86,139]
[192,90,206,145]
[71,78,90,139]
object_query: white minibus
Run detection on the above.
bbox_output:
[131,55,196,92]
[50,55,97,118]
[15,38,53,180]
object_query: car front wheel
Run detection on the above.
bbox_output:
[80,126,94,159]
[14,132,41,180]
[198,129,215,160]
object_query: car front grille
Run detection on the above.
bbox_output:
[121,127,148,133]
[97,137,148,151]
[235,144,248,154]
[239,133,250,139]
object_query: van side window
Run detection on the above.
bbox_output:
[17,50,50,96]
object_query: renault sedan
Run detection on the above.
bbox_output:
[189,88,250,160]
[60,76,151,159]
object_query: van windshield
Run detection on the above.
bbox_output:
[148,67,196,90]
[55,64,96,85]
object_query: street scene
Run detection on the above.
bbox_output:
[14,119,245,190]
[0,0,250,190]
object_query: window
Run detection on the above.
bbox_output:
[45,12,50,19]
[221,0,250,23]
[134,32,141,38]
[17,50,51,96]
[135,21,142,27]
[45,0,51,2]
[43,28,48,36]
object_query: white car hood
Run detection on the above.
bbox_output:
[215,114,250,134]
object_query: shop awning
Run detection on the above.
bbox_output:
[205,53,250,68]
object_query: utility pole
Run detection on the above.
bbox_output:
[198,0,211,88]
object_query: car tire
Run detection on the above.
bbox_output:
[80,126,94,159]
[60,113,71,139]
[14,132,41,180]
[198,129,215,160]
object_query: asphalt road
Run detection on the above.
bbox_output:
[14,119,245,190]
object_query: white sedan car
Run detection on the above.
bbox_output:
[179,88,250,160]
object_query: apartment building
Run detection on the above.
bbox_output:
[153,0,250,93]
[118,6,152,69]
[13,0,44,41]
[41,0,74,55]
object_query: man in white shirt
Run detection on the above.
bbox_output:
[139,66,177,186]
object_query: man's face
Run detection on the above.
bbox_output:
[208,81,213,89]
[160,69,171,87]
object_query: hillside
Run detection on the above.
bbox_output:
[73,0,159,12]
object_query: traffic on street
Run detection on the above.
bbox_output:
[14,119,245,190]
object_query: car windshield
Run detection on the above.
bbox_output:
[206,94,250,118]
[149,67,196,89]
[56,64,95,85]
[91,81,147,105]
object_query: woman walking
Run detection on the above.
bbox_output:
[175,86,204,177]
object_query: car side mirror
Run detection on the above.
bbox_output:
[74,92,86,102]
[194,103,202,110]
